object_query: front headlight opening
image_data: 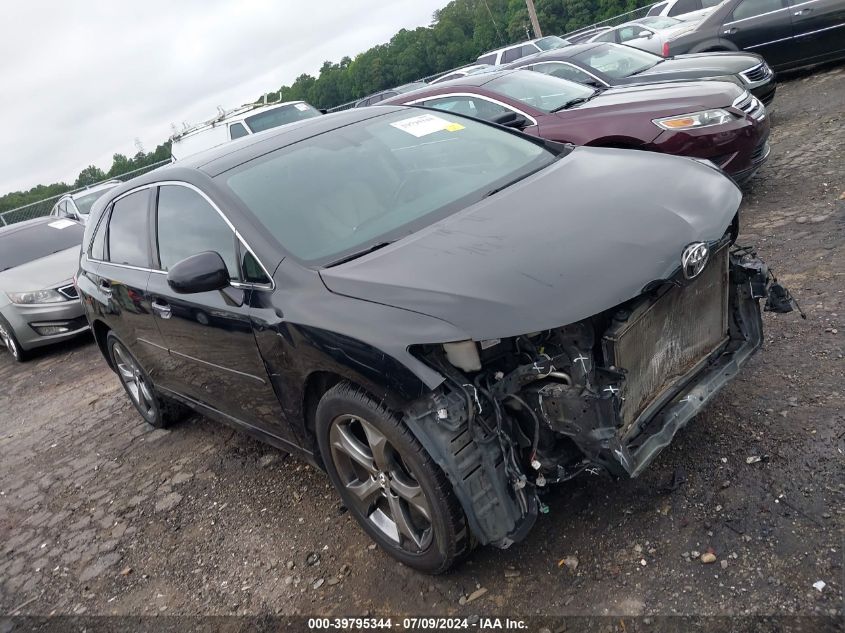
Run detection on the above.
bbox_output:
[653,109,736,131]
[7,289,68,304]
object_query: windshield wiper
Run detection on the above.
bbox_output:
[324,241,394,267]
[550,89,602,113]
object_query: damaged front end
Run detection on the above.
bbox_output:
[404,242,797,548]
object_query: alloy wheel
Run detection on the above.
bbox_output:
[112,342,156,419]
[0,322,19,360]
[329,415,433,552]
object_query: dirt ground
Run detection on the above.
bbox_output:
[1,63,843,623]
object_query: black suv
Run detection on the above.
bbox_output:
[77,106,791,573]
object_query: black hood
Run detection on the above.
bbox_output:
[620,52,764,85]
[320,147,741,341]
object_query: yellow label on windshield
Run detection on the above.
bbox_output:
[445,122,465,132]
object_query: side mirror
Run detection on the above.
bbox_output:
[491,111,530,129]
[167,251,230,294]
[638,30,654,39]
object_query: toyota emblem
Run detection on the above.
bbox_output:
[681,242,710,280]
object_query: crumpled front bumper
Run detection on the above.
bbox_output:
[535,247,789,479]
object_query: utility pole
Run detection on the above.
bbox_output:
[525,0,542,38]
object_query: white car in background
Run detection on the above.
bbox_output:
[646,0,724,22]
[588,16,701,56]
[476,35,571,65]
[171,100,322,160]
[49,180,121,225]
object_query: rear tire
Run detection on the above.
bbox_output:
[316,382,470,574]
[106,332,185,428]
[0,315,29,362]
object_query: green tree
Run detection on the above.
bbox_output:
[74,165,106,188]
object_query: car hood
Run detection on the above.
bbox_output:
[319,146,741,341]
[0,247,80,292]
[633,52,764,80]
[574,80,744,114]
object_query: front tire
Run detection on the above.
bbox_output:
[106,332,184,428]
[0,315,28,362]
[316,382,470,573]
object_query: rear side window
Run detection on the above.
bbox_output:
[107,190,150,267]
[595,29,617,42]
[648,2,669,15]
[477,54,496,65]
[155,185,240,281]
[668,0,702,16]
[731,0,785,21]
[229,122,249,139]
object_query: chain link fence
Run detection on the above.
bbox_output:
[561,4,655,40]
[0,159,172,227]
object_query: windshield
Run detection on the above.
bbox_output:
[535,36,571,51]
[245,103,321,133]
[72,185,117,215]
[223,109,557,266]
[488,71,595,112]
[636,16,681,28]
[575,44,661,79]
[0,221,84,272]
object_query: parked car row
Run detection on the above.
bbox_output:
[384,67,770,182]
[584,0,845,70]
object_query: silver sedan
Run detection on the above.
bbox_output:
[0,217,89,361]
[588,16,701,55]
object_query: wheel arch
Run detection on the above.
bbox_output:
[690,38,739,53]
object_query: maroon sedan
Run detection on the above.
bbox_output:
[382,69,769,183]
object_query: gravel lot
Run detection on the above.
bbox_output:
[1,63,843,622]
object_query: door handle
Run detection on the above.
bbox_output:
[151,299,172,320]
[794,7,812,14]
[723,27,739,35]
[98,279,112,297]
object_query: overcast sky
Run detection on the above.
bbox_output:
[0,0,447,195]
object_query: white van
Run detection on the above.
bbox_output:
[171,100,322,160]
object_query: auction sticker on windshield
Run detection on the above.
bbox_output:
[391,113,462,137]
[48,219,76,229]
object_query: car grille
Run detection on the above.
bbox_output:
[741,62,771,84]
[602,247,729,430]
[57,284,79,299]
[733,93,765,120]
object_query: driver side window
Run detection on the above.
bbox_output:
[155,185,240,281]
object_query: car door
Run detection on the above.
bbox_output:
[788,0,845,63]
[145,183,294,443]
[721,0,794,67]
[91,188,170,373]
[418,95,541,137]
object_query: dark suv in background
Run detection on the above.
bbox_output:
[665,0,845,70]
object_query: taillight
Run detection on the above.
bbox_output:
[662,42,670,57]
